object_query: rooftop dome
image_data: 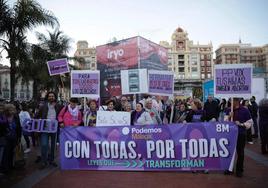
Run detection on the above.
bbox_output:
[176,27,184,32]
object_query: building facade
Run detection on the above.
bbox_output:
[74,41,97,70]
[160,27,214,98]
[0,64,33,101]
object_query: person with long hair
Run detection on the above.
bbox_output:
[1,104,21,173]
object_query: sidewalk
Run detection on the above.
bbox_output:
[1,138,267,188]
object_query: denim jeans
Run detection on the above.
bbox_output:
[41,132,56,164]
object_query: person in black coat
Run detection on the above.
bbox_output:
[259,98,268,154]
[204,95,220,121]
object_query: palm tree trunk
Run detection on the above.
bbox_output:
[10,58,16,101]
[32,80,39,101]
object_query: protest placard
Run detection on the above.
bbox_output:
[214,64,252,98]
[71,70,100,98]
[47,58,70,76]
[121,69,148,94]
[96,111,130,126]
[148,70,174,96]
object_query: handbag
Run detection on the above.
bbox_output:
[15,143,24,162]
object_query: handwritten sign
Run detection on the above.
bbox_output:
[47,58,70,76]
[148,70,174,96]
[71,70,100,98]
[214,64,252,98]
[96,111,130,126]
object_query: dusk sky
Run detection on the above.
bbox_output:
[1,0,268,65]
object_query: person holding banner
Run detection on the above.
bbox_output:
[38,91,62,169]
[225,97,253,177]
[145,99,162,125]
[58,98,82,127]
[83,100,98,127]
[131,103,153,125]
[186,99,206,123]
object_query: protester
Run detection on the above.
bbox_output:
[185,99,207,173]
[204,95,219,121]
[19,103,32,153]
[249,96,259,138]
[186,98,206,123]
[242,99,253,144]
[144,98,162,125]
[131,103,153,125]
[259,98,268,154]
[124,102,133,112]
[224,97,253,177]
[117,96,128,111]
[83,100,98,127]
[1,104,21,174]
[171,102,188,123]
[219,98,227,121]
[38,91,62,169]
[106,100,116,111]
[58,97,82,127]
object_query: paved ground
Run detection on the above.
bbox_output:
[1,138,268,188]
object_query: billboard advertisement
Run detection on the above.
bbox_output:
[97,37,139,99]
[139,37,168,70]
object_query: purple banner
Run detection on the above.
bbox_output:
[60,122,238,171]
[23,119,58,133]
[215,67,251,95]
[148,71,174,95]
[47,58,69,75]
[71,71,100,98]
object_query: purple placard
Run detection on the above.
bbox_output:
[148,72,173,95]
[215,67,251,95]
[47,58,70,76]
[60,122,237,171]
[71,71,100,98]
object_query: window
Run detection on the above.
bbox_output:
[201,61,205,66]
[201,74,205,79]
[191,67,198,72]
[179,67,184,72]
[208,74,211,78]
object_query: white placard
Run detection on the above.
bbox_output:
[96,111,131,126]
[121,69,148,94]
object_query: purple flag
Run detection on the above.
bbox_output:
[60,122,238,171]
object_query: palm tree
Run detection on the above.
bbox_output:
[0,0,58,101]
[36,29,72,97]
[36,28,71,59]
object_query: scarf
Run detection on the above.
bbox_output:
[68,105,79,118]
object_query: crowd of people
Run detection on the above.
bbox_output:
[0,91,267,178]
